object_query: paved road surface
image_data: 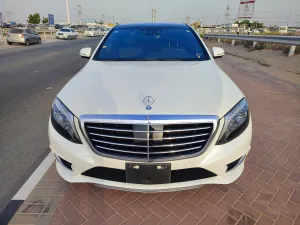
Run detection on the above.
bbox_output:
[0,38,100,213]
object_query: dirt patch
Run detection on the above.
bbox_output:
[205,39,300,77]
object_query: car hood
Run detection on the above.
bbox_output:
[58,60,244,118]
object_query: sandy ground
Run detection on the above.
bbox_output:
[205,39,300,85]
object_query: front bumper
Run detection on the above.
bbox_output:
[49,116,252,192]
[56,35,68,39]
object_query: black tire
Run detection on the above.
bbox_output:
[7,41,12,45]
[38,38,42,44]
[68,35,71,40]
[25,39,30,46]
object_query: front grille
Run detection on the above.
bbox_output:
[84,122,214,161]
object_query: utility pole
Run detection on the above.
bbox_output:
[185,15,190,24]
[287,9,292,27]
[225,1,230,26]
[113,14,115,24]
[65,0,70,23]
[77,4,83,24]
[152,9,156,22]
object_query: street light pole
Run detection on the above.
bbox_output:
[65,0,70,23]
[152,9,156,22]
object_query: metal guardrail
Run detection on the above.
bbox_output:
[204,34,300,56]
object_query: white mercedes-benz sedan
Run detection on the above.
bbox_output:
[49,23,252,192]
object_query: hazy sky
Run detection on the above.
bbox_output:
[1,0,299,26]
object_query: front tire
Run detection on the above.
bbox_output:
[68,35,71,40]
[38,38,42,44]
[7,41,12,45]
[25,39,30,46]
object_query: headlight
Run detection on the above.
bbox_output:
[217,98,249,144]
[51,98,82,144]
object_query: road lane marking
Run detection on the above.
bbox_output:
[42,52,59,57]
[12,152,54,200]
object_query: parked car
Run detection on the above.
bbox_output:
[71,25,87,31]
[103,27,110,34]
[98,28,106,35]
[1,23,11,28]
[6,28,41,46]
[55,24,63,29]
[27,24,37,29]
[84,27,100,37]
[55,28,78,40]
[49,23,252,192]
[35,24,48,30]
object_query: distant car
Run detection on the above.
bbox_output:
[1,23,11,28]
[84,27,100,37]
[252,29,260,34]
[55,28,78,40]
[71,25,87,31]
[55,24,63,29]
[6,28,42,46]
[98,28,106,36]
[48,25,56,30]
[27,24,37,29]
[102,27,110,35]
[35,24,48,30]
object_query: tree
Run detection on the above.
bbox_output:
[252,21,264,28]
[42,17,48,24]
[27,13,41,24]
[235,20,264,28]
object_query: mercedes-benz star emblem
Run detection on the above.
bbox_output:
[143,96,154,110]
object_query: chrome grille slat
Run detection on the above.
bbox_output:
[150,139,206,147]
[161,127,211,132]
[95,145,147,154]
[150,146,202,154]
[84,120,214,161]
[91,139,147,148]
[89,132,147,140]
[87,126,142,132]
[159,133,210,140]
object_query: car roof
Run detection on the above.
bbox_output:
[115,23,189,29]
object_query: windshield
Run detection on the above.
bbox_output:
[60,29,70,32]
[93,26,210,61]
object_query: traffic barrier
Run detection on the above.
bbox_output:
[204,34,300,56]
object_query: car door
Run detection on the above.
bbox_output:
[29,29,39,43]
[71,29,77,38]
[25,29,34,43]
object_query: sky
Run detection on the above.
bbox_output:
[1,0,300,26]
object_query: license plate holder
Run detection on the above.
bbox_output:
[126,163,171,184]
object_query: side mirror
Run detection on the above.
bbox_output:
[80,47,92,59]
[212,47,225,59]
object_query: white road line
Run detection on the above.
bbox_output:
[12,152,54,200]
[42,52,59,57]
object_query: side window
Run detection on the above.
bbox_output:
[71,29,75,33]
[25,29,31,34]
[30,30,37,35]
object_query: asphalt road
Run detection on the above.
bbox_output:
[0,38,100,213]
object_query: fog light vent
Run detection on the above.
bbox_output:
[55,154,72,171]
[226,155,246,172]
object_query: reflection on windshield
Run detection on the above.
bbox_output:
[93,27,210,61]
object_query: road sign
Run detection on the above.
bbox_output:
[0,12,3,24]
[238,0,256,19]
[48,14,54,25]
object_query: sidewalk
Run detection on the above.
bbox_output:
[6,54,300,225]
